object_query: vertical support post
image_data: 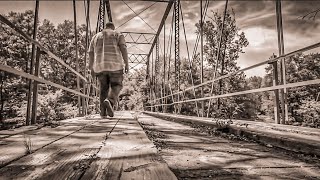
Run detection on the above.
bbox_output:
[174,0,180,113]
[96,80,99,113]
[73,0,82,116]
[105,0,112,22]
[200,0,204,117]
[84,0,91,116]
[163,22,166,112]
[0,71,4,123]
[147,55,151,111]
[31,48,41,124]
[155,38,160,112]
[272,61,281,124]
[97,0,105,33]
[26,0,39,125]
[151,52,154,112]
[276,0,288,124]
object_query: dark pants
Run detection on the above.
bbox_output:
[97,70,123,115]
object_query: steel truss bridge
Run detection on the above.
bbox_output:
[1,0,320,179]
[0,0,319,124]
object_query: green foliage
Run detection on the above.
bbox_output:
[37,90,78,123]
[263,53,320,126]
[245,76,263,116]
[37,89,62,122]
[119,68,148,111]
[194,10,250,119]
[0,10,35,123]
[0,10,86,126]
[286,53,320,125]
[294,100,320,128]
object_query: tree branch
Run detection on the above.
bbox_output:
[300,8,320,20]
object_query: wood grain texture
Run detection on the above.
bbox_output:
[144,111,320,157]
[0,117,94,168]
[138,113,320,179]
[0,112,175,180]
[0,126,39,139]
[82,112,177,180]
[0,117,117,180]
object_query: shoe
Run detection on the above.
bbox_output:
[100,104,106,117]
[104,99,114,117]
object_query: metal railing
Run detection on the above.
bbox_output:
[0,12,98,125]
[146,0,320,125]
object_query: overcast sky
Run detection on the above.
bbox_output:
[1,1,320,77]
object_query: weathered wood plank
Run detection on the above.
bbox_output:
[0,118,118,180]
[82,113,177,180]
[144,111,320,156]
[138,113,320,179]
[0,126,39,139]
[0,117,94,168]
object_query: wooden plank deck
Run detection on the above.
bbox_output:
[0,117,94,168]
[0,111,176,180]
[138,113,320,179]
[0,126,39,139]
[81,112,177,180]
[144,111,320,157]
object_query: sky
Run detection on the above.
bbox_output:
[1,0,320,77]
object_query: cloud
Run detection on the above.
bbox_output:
[2,0,319,77]
[237,46,276,77]
[244,27,278,49]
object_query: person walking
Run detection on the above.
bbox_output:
[88,22,129,117]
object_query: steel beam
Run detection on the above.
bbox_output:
[174,0,180,113]
[30,48,41,124]
[163,22,166,112]
[276,0,288,124]
[26,0,39,125]
[83,0,91,116]
[105,0,113,22]
[148,78,320,107]
[126,42,153,45]
[0,64,94,99]
[73,0,82,116]
[140,0,170,2]
[97,0,105,32]
[200,0,204,117]
[122,32,156,35]
[174,0,180,90]
[147,0,173,77]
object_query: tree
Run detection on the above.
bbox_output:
[0,10,91,126]
[246,76,263,116]
[0,10,35,123]
[119,68,148,111]
[194,10,250,119]
[262,53,320,127]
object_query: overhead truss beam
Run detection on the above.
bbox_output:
[147,0,174,77]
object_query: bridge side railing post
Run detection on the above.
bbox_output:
[73,0,82,117]
[31,47,42,124]
[26,0,39,125]
[271,61,281,124]
[276,0,288,124]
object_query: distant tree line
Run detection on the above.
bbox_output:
[0,10,319,129]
